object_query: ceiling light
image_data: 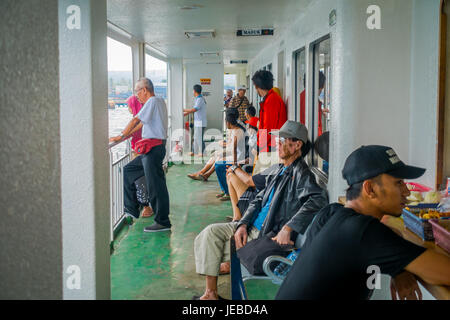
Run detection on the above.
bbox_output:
[200,52,220,57]
[180,5,203,10]
[185,30,215,39]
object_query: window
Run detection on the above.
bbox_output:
[224,74,237,97]
[294,48,306,124]
[107,37,134,160]
[145,54,168,104]
[311,37,331,175]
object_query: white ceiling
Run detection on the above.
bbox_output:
[107,0,313,62]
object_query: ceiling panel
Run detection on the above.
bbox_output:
[107,0,313,61]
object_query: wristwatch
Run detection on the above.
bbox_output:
[120,132,125,139]
[230,165,238,173]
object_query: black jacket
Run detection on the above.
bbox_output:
[238,157,329,238]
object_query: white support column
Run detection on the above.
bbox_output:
[59,0,110,299]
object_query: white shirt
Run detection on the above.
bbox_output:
[193,95,207,127]
[137,96,168,140]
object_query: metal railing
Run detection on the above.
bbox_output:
[109,139,132,241]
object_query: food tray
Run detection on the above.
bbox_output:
[402,209,435,241]
[429,219,450,254]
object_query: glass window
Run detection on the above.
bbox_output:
[224,74,237,97]
[294,48,306,124]
[311,37,331,175]
[145,54,168,104]
[107,37,133,161]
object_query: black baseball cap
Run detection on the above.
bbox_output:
[342,145,426,186]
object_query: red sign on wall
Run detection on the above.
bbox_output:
[200,78,211,85]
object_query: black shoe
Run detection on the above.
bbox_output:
[144,222,171,233]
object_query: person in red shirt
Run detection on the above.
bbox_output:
[251,70,287,152]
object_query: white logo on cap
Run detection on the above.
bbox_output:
[386,149,396,156]
[386,149,400,164]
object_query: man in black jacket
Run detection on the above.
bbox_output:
[193,121,329,300]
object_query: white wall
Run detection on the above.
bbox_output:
[184,62,225,131]
[169,59,185,143]
[248,0,441,201]
[59,0,110,299]
[409,0,441,188]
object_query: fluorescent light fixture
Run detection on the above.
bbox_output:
[200,52,220,57]
[180,5,203,10]
[206,61,222,64]
[185,30,216,39]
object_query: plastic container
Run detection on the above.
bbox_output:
[402,209,435,241]
[406,182,432,192]
[273,249,300,277]
[429,219,450,254]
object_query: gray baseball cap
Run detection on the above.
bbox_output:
[269,120,308,144]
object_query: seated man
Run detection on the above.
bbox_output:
[193,121,329,300]
[276,145,450,300]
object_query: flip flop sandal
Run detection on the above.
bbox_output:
[199,174,208,181]
[220,195,231,201]
[216,192,225,198]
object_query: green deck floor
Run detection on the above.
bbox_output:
[110,163,279,300]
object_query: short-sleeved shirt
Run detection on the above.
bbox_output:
[193,95,207,127]
[137,96,168,140]
[275,204,426,300]
[229,95,250,122]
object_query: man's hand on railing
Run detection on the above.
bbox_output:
[109,135,123,143]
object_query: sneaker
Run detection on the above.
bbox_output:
[144,222,171,233]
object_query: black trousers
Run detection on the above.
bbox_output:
[123,141,171,227]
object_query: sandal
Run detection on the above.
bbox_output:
[216,192,225,198]
[220,195,231,201]
[187,174,203,181]
[199,174,208,181]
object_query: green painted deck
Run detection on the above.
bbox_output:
[110,163,279,300]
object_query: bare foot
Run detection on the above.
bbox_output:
[199,289,219,300]
[219,262,230,275]
[141,206,154,218]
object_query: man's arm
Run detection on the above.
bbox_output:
[405,249,450,286]
[284,173,328,234]
[183,108,197,116]
[110,116,141,143]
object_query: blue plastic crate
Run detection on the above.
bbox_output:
[402,205,449,241]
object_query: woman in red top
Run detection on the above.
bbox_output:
[126,95,153,218]
[252,70,287,152]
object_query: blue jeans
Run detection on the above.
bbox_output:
[215,161,232,195]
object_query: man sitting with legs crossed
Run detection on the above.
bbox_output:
[193,121,329,300]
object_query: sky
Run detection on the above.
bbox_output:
[107,37,166,72]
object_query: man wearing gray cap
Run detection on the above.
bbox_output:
[193,121,328,300]
[228,85,250,122]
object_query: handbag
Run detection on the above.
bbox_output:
[236,231,293,275]
[134,138,163,155]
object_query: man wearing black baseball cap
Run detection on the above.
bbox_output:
[276,145,450,300]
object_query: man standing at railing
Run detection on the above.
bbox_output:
[110,77,171,233]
